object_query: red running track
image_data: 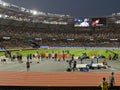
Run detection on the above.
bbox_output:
[0,72,119,87]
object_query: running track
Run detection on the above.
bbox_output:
[0,72,119,87]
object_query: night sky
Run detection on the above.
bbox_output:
[3,0,120,17]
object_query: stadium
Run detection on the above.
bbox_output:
[0,0,120,90]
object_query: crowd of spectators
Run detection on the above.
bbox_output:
[0,19,120,49]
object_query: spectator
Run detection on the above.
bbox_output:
[26,61,30,72]
[109,72,115,88]
[69,59,73,68]
[72,60,77,71]
[100,77,109,90]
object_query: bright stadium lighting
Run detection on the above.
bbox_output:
[32,10,38,15]
[2,2,9,7]
[0,14,2,18]
[3,3,7,6]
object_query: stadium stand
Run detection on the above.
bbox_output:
[0,1,120,90]
[0,1,119,49]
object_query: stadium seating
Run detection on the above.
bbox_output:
[0,4,120,49]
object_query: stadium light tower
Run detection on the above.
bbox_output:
[3,3,7,6]
[0,1,9,7]
[0,14,2,18]
[32,10,38,15]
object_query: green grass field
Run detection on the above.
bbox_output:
[0,48,120,59]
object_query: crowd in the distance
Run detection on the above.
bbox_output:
[0,23,120,48]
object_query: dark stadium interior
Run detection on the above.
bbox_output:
[0,0,120,90]
[0,1,120,49]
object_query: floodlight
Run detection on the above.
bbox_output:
[2,2,9,7]
[32,10,38,15]
[3,3,7,6]
[0,14,2,18]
